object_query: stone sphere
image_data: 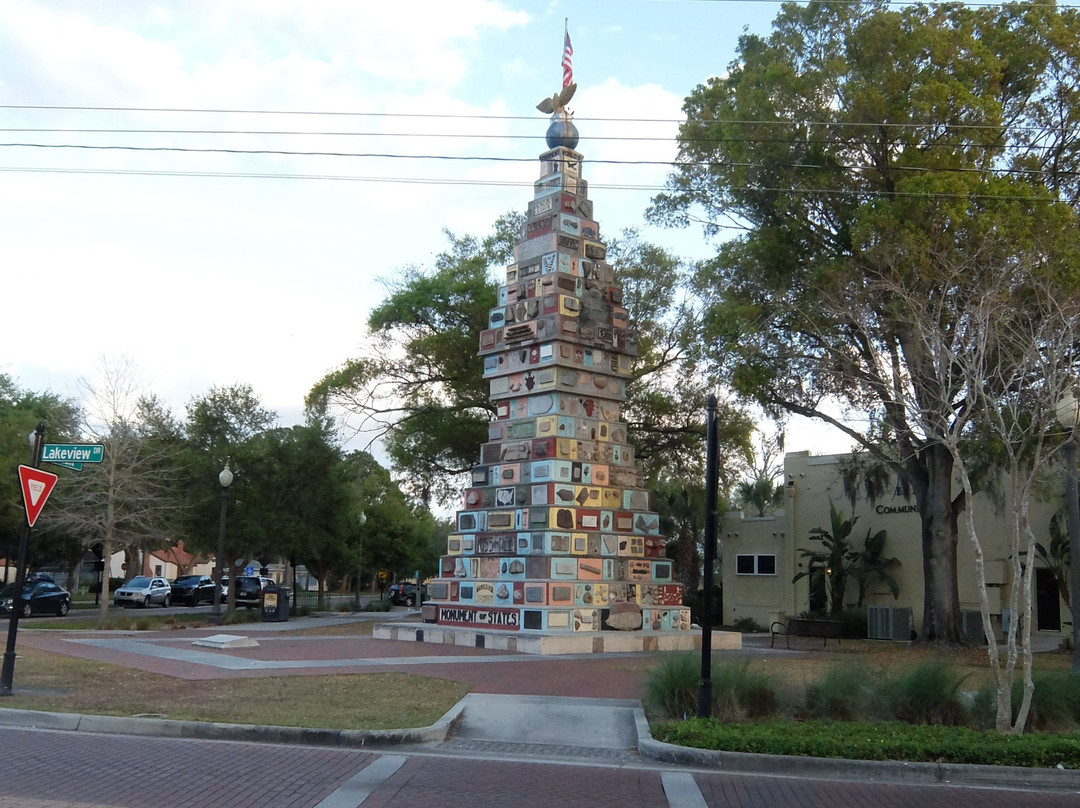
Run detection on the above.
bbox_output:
[546,116,579,150]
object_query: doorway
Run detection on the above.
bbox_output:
[1035,567,1061,631]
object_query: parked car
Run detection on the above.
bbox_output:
[223,575,274,608]
[388,582,427,607]
[0,580,70,618]
[170,574,216,606]
[114,576,172,608]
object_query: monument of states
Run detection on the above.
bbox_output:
[381,77,705,654]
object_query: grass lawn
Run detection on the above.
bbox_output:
[0,609,462,729]
[0,643,465,730]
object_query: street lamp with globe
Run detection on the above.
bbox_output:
[1055,391,1080,674]
[355,511,367,609]
[210,462,234,624]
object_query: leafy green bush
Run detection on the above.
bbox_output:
[837,607,867,639]
[651,718,1080,768]
[732,616,766,633]
[805,662,877,721]
[644,655,783,722]
[361,600,393,612]
[883,659,968,726]
[1017,671,1080,731]
[712,658,781,721]
[644,652,700,720]
[684,585,722,627]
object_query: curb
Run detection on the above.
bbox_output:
[4,701,1079,793]
[632,707,1080,792]
[0,700,466,749]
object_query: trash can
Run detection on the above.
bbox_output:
[261,584,289,622]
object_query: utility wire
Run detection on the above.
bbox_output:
[2,141,1074,182]
[0,165,1066,203]
[2,104,1072,134]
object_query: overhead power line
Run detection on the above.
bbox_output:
[1,141,1074,184]
[0,104,684,125]
[1,104,1069,134]
[0,165,1066,204]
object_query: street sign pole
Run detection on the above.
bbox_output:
[2,422,46,696]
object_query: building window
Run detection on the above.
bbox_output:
[735,554,776,576]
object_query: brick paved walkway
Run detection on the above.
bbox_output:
[16,621,661,698]
[7,617,1079,806]
[2,726,1077,808]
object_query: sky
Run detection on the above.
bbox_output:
[1,0,846,462]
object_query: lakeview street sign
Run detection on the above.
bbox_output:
[41,443,104,471]
[18,465,59,528]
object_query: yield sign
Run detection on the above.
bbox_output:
[18,465,59,528]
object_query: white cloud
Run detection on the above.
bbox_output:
[2,0,796,457]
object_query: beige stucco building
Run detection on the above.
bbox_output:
[722,451,1069,642]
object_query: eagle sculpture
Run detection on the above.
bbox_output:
[537,83,577,116]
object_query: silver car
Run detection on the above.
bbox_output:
[114,575,172,608]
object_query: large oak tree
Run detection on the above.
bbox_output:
[651,0,1080,641]
[309,215,755,508]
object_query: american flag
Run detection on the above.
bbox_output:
[562,26,573,88]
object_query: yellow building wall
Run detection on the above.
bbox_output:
[722,451,1066,639]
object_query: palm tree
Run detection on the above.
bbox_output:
[736,475,784,518]
[793,501,855,616]
[849,526,900,607]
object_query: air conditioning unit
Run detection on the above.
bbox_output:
[961,609,989,645]
[867,606,913,641]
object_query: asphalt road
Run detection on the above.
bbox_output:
[2,724,1078,808]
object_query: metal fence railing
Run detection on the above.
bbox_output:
[288,589,373,613]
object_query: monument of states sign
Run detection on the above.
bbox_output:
[419,84,695,652]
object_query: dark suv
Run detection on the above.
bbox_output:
[226,575,273,607]
[171,574,216,606]
[388,582,427,607]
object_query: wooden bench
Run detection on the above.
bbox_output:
[770,618,843,648]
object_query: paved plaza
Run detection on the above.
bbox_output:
[1,611,1078,807]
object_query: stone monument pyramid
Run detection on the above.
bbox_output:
[419,88,693,651]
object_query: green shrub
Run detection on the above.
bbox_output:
[805,662,877,721]
[837,607,867,639]
[361,600,393,612]
[684,585,723,627]
[1017,671,1080,731]
[885,659,968,726]
[644,656,781,722]
[644,652,699,720]
[966,686,998,731]
[712,658,781,721]
[651,718,1080,768]
[732,616,766,633]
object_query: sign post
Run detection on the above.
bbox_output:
[2,423,48,695]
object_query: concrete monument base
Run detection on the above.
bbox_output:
[373,621,742,655]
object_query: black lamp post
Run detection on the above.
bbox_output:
[354,511,367,609]
[1055,392,1080,674]
[210,462,233,624]
[1,422,45,695]
[698,395,719,718]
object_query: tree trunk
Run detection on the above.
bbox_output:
[831,571,847,616]
[912,443,964,643]
[98,538,112,623]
